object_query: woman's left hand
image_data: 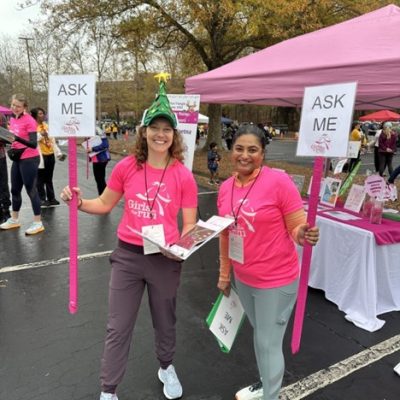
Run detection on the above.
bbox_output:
[298,223,319,246]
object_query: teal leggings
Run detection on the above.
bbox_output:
[235,278,298,400]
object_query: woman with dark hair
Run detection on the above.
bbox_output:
[0,94,44,235]
[31,107,63,206]
[217,124,319,400]
[61,76,198,400]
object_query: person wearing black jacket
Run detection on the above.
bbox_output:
[0,112,11,223]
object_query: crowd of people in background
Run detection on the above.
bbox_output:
[101,120,134,141]
[349,120,400,178]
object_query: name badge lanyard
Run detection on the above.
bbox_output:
[231,167,262,226]
[144,156,170,219]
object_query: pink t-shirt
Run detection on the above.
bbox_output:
[217,167,303,288]
[9,113,39,159]
[107,156,198,245]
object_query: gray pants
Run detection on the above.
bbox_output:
[100,242,182,393]
[235,278,299,400]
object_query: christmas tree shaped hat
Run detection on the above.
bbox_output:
[143,72,177,128]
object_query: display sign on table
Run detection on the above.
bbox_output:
[320,177,342,207]
[344,184,366,213]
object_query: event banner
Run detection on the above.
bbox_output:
[48,75,96,138]
[297,82,357,157]
[167,94,200,171]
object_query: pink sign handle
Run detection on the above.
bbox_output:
[291,156,324,354]
[68,138,78,314]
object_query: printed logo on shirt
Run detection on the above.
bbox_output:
[128,181,171,219]
[228,198,256,236]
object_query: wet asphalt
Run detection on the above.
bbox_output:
[0,145,399,400]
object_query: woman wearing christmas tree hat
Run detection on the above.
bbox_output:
[61,73,198,400]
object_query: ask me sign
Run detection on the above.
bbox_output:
[48,75,96,137]
[297,82,357,157]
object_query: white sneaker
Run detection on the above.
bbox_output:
[99,392,118,400]
[25,221,45,235]
[235,381,263,400]
[0,218,21,230]
[158,365,183,399]
[394,362,400,376]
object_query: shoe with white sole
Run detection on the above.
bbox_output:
[25,221,45,235]
[99,392,118,400]
[235,380,263,400]
[0,218,21,230]
[158,365,183,399]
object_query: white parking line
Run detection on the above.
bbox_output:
[198,190,218,195]
[280,334,400,399]
[0,251,112,274]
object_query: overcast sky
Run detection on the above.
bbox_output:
[1,1,41,37]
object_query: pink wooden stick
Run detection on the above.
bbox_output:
[68,137,78,314]
[291,156,324,354]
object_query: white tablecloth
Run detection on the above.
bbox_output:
[307,216,400,332]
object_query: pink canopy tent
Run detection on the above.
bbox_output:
[0,105,12,115]
[359,109,400,121]
[185,5,400,110]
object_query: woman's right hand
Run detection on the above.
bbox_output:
[217,279,231,297]
[60,185,82,205]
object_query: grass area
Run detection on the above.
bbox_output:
[109,137,400,212]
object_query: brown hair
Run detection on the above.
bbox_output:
[132,118,186,168]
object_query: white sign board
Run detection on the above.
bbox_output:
[347,141,361,158]
[48,75,96,137]
[297,82,357,157]
[209,288,245,352]
[344,184,366,213]
[167,94,200,171]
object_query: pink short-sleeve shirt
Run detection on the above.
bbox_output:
[217,167,304,288]
[107,156,198,245]
[9,113,39,159]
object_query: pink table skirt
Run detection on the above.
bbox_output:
[317,206,400,245]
